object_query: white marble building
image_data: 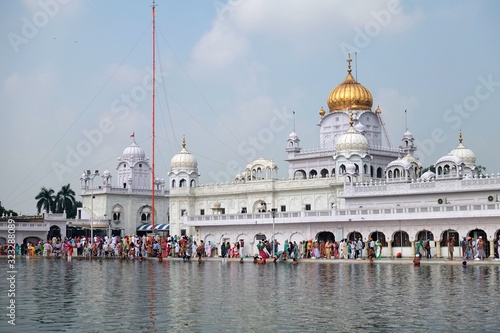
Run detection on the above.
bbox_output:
[168,55,499,258]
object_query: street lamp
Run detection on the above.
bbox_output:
[271,208,276,257]
[85,169,99,244]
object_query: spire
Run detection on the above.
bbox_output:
[182,135,186,148]
[347,53,352,74]
[349,109,353,127]
[459,130,463,143]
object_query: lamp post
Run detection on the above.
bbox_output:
[86,170,99,244]
[271,208,276,257]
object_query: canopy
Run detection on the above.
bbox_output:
[137,223,169,231]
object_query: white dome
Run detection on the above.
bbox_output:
[420,170,436,181]
[170,138,198,170]
[245,157,277,171]
[403,130,414,140]
[288,131,299,141]
[387,157,411,169]
[345,163,357,174]
[402,153,421,167]
[450,142,476,168]
[335,126,369,153]
[354,122,365,133]
[122,139,146,160]
[435,154,464,166]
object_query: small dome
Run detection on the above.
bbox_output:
[335,126,369,153]
[102,169,111,177]
[327,54,373,112]
[319,106,326,117]
[403,130,414,140]
[122,137,146,160]
[420,170,436,181]
[387,157,411,169]
[245,157,278,171]
[288,131,299,141]
[402,153,421,167]
[345,163,357,174]
[354,122,365,133]
[449,131,476,168]
[170,137,198,170]
[435,154,463,166]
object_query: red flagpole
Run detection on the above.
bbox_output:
[151,1,156,232]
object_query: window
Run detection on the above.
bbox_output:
[241,207,247,213]
[139,163,142,168]
[180,209,186,217]
[305,204,311,211]
[280,205,286,212]
[200,209,205,216]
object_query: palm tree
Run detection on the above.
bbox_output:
[56,184,76,217]
[35,187,56,214]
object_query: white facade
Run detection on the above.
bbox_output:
[168,56,500,258]
[76,136,168,236]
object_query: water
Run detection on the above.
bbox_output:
[1,258,499,332]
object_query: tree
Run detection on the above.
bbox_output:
[0,201,17,217]
[475,165,486,177]
[56,183,76,216]
[421,165,436,174]
[35,187,56,214]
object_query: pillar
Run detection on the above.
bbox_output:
[387,240,392,258]
[489,238,495,258]
[435,240,442,258]
[411,240,415,257]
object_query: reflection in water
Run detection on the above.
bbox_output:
[0,258,499,333]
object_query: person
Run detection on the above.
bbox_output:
[476,236,486,261]
[448,236,455,260]
[196,241,204,262]
[239,239,245,258]
[375,239,382,259]
[357,238,363,259]
[497,236,500,260]
[368,245,375,263]
[413,254,421,266]
[424,239,431,259]
[221,242,227,259]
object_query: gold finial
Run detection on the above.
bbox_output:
[319,106,325,117]
[459,130,463,143]
[347,53,352,74]
[375,105,381,114]
[182,135,186,148]
[349,109,353,126]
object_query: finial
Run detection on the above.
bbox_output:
[182,135,186,148]
[459,130,463,143]
[347,53,352,74]
[349,109,354,126]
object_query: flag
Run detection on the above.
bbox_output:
[130,132,135,138]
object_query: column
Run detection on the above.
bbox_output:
[489,238,495,258]
[411,240,415,257]
[435,240,442,258]
[387,241,392,258]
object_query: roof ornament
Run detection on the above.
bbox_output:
[182,135,186,148]
[349,109,354,127]
[347,53,352,74]
[459,130,463,143]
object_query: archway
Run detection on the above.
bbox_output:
[440,229,459,247]
[416,230,434,241]
[369,231,387,246]
[204,234,217,257]
[317,231,335,243]
[393,230,410,247]
[23,236,42,247]
[347,231,362,242]
[254,233,267,255]
[47,225,61,241]
[467,228,490,258]
[236,233,251,257]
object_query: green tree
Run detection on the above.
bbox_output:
[35,187,56,214]
[475,165,486,177]
[0,201,18,217]
[56,183,76,216]
[421,165,436,174]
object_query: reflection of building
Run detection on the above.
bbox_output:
[0,212,67,246]
[74,136,169,236]
[168,55,500,258]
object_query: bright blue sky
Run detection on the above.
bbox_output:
[1,0,500,214]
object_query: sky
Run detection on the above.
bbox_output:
[1,0,500,214]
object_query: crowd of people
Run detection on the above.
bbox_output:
[4,234,499,262]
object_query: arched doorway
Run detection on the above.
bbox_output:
[317,231,335,243]
[47,225,61,241]
[417,230,434,241]
[369,231,387,246]
[348,231,362,242]
[467,228,490,258]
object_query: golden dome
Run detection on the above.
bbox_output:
[327,54,373,112]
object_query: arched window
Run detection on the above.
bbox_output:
[179,179,186,187]
[320,169,329,178]
[190,179,196,187]
[309,170,317,178]
[377,167,383,178]
[171,179,176,188]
